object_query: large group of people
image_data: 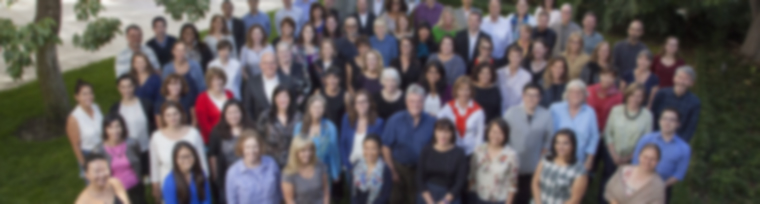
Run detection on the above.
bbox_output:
[70,0,699,203]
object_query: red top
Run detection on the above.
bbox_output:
[194,90,234,143]
[586,84,623,131]
[447,100,482,138]
[650,55,685,87]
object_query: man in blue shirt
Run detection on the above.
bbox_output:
[381,84,435,204]
[243,0,272,36]
[369,19,398,67]
[651,65,700,141]
[632,108,691,202]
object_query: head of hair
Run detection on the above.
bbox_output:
[419,61,447,95]
[205,68,228,89]
[623,82,645,105]
[280,17,297,35]
[160,101,188,125]
[267,85,297,122]
[432,118,458,144]
[246,25,269,48]
[152,16,167,28]
[171,141,206,204]
[526,40,549,61]
[356,36,371,48]
[660,107,681,121]
[385,0,408,13]
[83,153,109,172]
[324,12,342,38]
[74,79,93,95]
[599,68,617,78]
[436,6,457,28]
[484,118,510,147]
[362,50,385,76]
[283,136,318,175]
[470,63,497,84]
[381,68,401,82]
[546,128,578,165]
[637,49,653,61]
[676,65,697,81]
[563,32,584,54]
[130,52,158,76]
[413,22,434,44]
[309,3,326,24]
[523,83,544,95]
[398,37,416,59]
[589,41,611,63]
[161,74,190,97]
[212,100,254,139]
[125,24,142,34]
[542,57,569,88]
[116,74,137,88]
[348,89,378,128]
[234,128,266,156]
[363,134,383,149]
[300,94,327,135]
[321,67,341,79]
[640,143,662,161]
[210,14,230,35]
[507,45,524,59]
[217,39,233,52]
[298,24,319,46]
[452,76,474,99]
[180,23,201,42]
[470,9,483,19]
[101,113,129,141]
[405,83,427,99]
[562,79,588,101]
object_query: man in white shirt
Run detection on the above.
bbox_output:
[480,0,512,62]
[115,25,160,77]
[454,11,491,67]
[275,0,304,36]
[207,41,243,99]
[497,46,532,112]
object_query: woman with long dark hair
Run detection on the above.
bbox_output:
[257,86,303,166]
[413,23,437,63]
[390,37,422,90]
[296,24,321,67]
[179,23,214,72]
[470,63,502,122]
[240,25,274,77]
[208,100,254,202]
[532,129,588,204]
[323,13,342,39]
[417,119,468,204]
[161,141,212,204]
[580,41,612,85]
[93,114,146,204]
[523,40,550,84]
[541,57,569,107]
[110,75,154,176]
[419,61,450,115]
[309,3,328,35]
[130,53,163,103]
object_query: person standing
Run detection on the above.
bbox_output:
[580,42,612,85]
[497,46,533,111]
[205,15,239,58]
[531,11,557,51]
[612,20,648,77]
[391,37,423,89]
[562,33,590,80]
[340,90,386,171]
[221,0,247,52]
[452,0,480,31]
[93,114,146,204]
[534,0,561,27]
[431,7,460,43]
[454,11,491,67]
[650,66,700,142]
[154,74,196,127]
[540,57,569,107]
[417,119,468,204]
[549,79,600,171]
[580,12,604,54]
[178,24,215,72]
[208,101,255,204]
[551,3,582,56]
[116,25,160,77]
[480,0,512,63]
[438,77,486,155]
[110,75,154,178]
[207,41,244,99]
[504,84,554,204]
[370,19,399,66]
[161,142,212,204]
[471,64,502,122]
[146,17,177,67]
[256,87,303,166]
[374,69,407,120]
[131,53,164,104]
[276,42,312,100]
[419,61,451,115]
[242,52,295,120]
[242,0,272,36]
[67,80,104,174]
[622,50,660,106]
[469,119,520,204]
[162,43,207,94]
[351,135,394,204]
[523,40,551,84]
[281,137,331,204]
[586,69,623,132]
[382,84,437,204]
[294,0,319,21]
[224,131,282,204]
[293,95,342,182]
[276,0,305,36]
[194,70,235,144]
[240,25,274,77]
[413,0,444,27]
[651,37,685,88]
[505,0,536,44]
[426,36,466,86]
[531,129,588,204]
[353,0,377,36]
[353,50,385,93]
[604,144,666,204]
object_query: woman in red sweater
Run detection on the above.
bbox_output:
[194,69,234,143]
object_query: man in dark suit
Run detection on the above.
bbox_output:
[351,0,375,36]
[146,16,177,67]
[454,10,491,73]
[242,52,297,119]
[222,0,246,53]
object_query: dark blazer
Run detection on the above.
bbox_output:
[278,62,313,97]
[454,30,491,71]
[351,12,376,37]
[146,35,178,67]
[227,17,246,53]
[109,97,157,134]
[241,73,296,120]
[334,38,359,59]
[312,57,348,89]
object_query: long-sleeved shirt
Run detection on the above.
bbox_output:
[586,84,623,131]
[135,74,163,103]
[275,7,305,36]
[225,156,281,204]
[469,145,519,202]
[293,119,341,181]
[115,47,161,77]
[339,115,385,170]
[239,45,274,76]
[438,100,486,155]
[381,111,436,165]
[369,35,399,67]
[481,16,513,59]
[549,102,600,163]
[242,10,272,36]
[632,132,691,181]
[150,128,209,185]
[497,67,533,112]
[293,0,318,22]
[650,87,701,141]
[612,40,649,76]
[162,172,212,204]
[504,104,553,174]
[162,60,207,92]
[417,145,467,195]
[604,105,652,158]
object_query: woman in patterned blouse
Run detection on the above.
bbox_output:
[469,118,519,204]
[531,129,588,204]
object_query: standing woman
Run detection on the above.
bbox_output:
[67,80,104,173]
[312,40,347,89]
[469,119,519,204]
[293,95,341,182]
[282,137,331,204]
[427,36,466,86]
[308,3,328,35]
[419,61,451,115]
[340,90,386,171]
[622,50,660,107]
[580,41,613,85]
[437,76,485,155]
[351,135,393,204]
[93,114,146,204]
[432,7,459,43]
[390,37,422,90]
[179,24,214,72]
[471,64,502,122]
[225,130,282,204]
[240,25,274,77]
[296,24,321,67]
[161,142,212,204]
[562,33,590,79]
[541,57,569,107]
[194,69,234,144]
[110,75,154,176]
[162,42,206,97]
[208,100,255,202]
[353,50,385,94]
[74,155,131,204]
[154,74,195,127]
[272,18,297,46]
[417,119,468,204]
[380,0,408,32]
[651,37,685,88]
[257,86,303,166]
[604,144,666,204]
[150,102,209,203]
[130,53,163,104]
[532,129,588,204]
[549,79,600,171]
[323,13,342,39]
[375,69,407,120]
[393,15,414,40]
[523,40,550,85]
[413,23,437,63]
[205,15,238,58]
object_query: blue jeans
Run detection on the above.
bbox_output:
[417,183,461,204]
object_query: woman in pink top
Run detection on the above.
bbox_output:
[93,113,147,204]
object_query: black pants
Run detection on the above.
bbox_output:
[666,187,673,203]
[390,163,417,204]
[598,144,619,204]
[514,174,534,204]
[127,183,148,204]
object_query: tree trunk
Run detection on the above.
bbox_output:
[741,0,760,62]
[35,0,69,124]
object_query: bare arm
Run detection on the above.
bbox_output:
[282,181,296,204]
[531,162,544,204]
[110,178,131,204]
[647,86,659,109]
[323,172,331,204]
[665,177,679,186]
[209,157,218,182]
[584,155,594,172]
[66,116,84,166]
[382,146,399,182]
[565,175,588,204]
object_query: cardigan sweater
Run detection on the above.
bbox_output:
[339,114,385,170]
[604,167,666,204]
[194,90,234,143]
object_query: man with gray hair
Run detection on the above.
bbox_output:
[651,65,701,141]
[115,24,160,77]
[242,51,296,119]
[381,83,437,204]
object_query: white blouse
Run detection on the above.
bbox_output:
[437,101,486,155]
[423,94,442,116]
[469,145,520,202]
[119,102,150,152]
[149,128,209,185]
[349,133,367,165]
[71,104,103,152]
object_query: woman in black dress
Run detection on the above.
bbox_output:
[471,63,503,122]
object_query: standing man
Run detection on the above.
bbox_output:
[412,0,443,27]
[551,3,581,56]
[480,0,512,64]
[581,12,604,54]
[146,17,177,67]
[335,17,362,59]
[454,11,491,69]
[382,84,437,204]
[352,0,376,36]
[531,11,557,51]
[117,25,160,77]
[452,0,480,31]
[651,66,700,142]
[242,0,272,36]
[275,0,304,35]
[241,52,295,120]
[612,19,648,76]
[221,0,246,53]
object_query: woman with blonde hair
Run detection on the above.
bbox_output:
[562,32,590,79]
[293,95,341,182]
[352,50,385,94]
[432,6,459,43]
[281,136,330,204]
[225,129,281,203]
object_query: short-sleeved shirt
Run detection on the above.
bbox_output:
[282,164,327,204]
[381,111,436,165]
[538,159,586,204]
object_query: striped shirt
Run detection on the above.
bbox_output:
[538,159,585,204]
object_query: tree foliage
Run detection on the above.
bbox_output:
[0,17,60,79]
[155,0,211,22]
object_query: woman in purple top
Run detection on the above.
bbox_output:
[93,113,146,204]
[413,0,444,27]
[225,130,281,204]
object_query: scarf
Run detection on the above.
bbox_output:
[352,158,385,203]
[448,100,481,137]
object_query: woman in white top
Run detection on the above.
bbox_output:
[67,80,104,169]
[420,61,450,115]
[204,15,237,58]
[149,101,208,203]
[437,76,485,155]
[110,75,153,172]
[240,25,274,77]
[534,0,561,27]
